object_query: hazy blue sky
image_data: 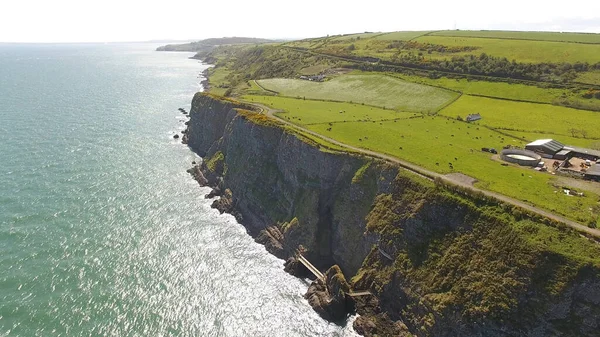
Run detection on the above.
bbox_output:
[2,0,600,42]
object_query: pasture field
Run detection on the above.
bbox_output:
[257,74,459,112]
[415,36,600,63]
[304,114,599,223]
[242,95,599,223]
[387,73,600,111]
[430,30,600,44]
[439,95,600,139]
[243,95,415,124]
[388,74,567,103]
[329,32,383,41]
[373,31,432,41]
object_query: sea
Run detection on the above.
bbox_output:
[0,43,357,336]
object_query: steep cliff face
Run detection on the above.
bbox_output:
[186,93,600,336]
[186,93,394,275]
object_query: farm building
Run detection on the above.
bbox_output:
[466,113,481,122]
[563,146,600,161]
[525,139,600,161]
[554,149,572,160]
[525,139,565,158]
[584,164,600,181]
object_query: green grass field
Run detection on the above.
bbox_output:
[415,35,600,63]
[243,95,600,223]
[388,74,567,103]
[373,31,432,41]
[257,74,459,113]
[385,73,600,111]
[430,30,600,44]
[309,119,598,223]
[329,32,383,41]
[439,95,600,139]
[243,95,416,124]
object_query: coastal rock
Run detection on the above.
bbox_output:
[304,265,351,321]
[211,189,233,214]
[256,226,285,259]
[205,187,222,199]
[186,165,208,186]
[353,315,408,337]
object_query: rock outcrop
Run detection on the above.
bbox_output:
[305,265,352,321]
[184,92,600,336]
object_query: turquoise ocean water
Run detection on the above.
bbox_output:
[0,43,356,336]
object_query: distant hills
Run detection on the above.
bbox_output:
[156,37,277,52]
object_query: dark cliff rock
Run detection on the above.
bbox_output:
[185,93,600,336]
[305,265,352,321]
[186,93,391,274]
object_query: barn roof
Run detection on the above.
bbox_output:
[564,146,600,159]
[585,164,600,177]
[526,139,565,153]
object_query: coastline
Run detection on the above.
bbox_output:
[180,89,600,337]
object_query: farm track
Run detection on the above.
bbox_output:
[248,99,600,239]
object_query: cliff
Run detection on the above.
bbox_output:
[185,93,600,336]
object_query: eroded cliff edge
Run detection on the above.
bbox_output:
[185,93,600,337]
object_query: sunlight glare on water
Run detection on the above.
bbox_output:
[0,43,358,336]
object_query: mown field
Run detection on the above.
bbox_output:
[257,74,459,112]
[244,95,416,124]
[415,35,600,63]
[242,95,599,223]
[439,95,600,139]
[430,30,600,44]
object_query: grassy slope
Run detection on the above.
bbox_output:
[439,95,600,139]
[257,74,459,113]
[430,30,600,44]
[329,32,383,41]
[415,35,600,63]
[373,31,432,40]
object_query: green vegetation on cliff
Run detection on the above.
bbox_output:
[352,171,600,335]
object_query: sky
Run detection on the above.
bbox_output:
[1,0,600,43]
